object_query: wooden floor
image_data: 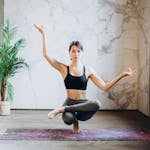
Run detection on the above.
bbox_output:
[0,110,149,150]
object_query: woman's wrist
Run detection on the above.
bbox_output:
[121,72,128,77]
[41,32,45,37]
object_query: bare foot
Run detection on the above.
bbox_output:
[48,108,64,119]
[73,121,79,134]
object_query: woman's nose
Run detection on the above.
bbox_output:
[75,51,79,55]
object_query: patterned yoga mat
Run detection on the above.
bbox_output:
[0,128,150,141]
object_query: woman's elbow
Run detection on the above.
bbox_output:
[102,87,108,91]
[100,85,109,91]
[43,53,48,58]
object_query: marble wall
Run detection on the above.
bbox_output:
[137,0,150,116]
[3,0,139,110]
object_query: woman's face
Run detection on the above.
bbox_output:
[69,45,83,62]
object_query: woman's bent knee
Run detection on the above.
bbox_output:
[90,100,101,111]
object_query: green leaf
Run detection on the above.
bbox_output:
[0,20,29,102]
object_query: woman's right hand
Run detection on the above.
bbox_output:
[34,24,45,35]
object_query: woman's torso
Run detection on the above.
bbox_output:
[61,65,90,100]
[66,89,87,100]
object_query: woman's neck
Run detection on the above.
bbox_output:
[70,60,82,68]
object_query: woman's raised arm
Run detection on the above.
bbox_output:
[34,24,66,73]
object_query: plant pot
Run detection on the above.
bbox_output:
[0,101,11,115]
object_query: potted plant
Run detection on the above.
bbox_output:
[0,20,29,115]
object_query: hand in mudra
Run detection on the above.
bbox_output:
[123,67,136,77]
[34,24,45,34]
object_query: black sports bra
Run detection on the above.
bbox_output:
[64,66,88,90]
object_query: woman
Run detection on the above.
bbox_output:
[34,24,136,133]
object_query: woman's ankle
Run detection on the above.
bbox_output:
[58,107,65,113]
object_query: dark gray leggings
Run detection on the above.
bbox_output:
[62,98,101,125]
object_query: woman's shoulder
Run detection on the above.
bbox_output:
[58,63,68,78]
[85,65,96,77]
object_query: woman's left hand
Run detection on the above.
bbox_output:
[123,67,136,77]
